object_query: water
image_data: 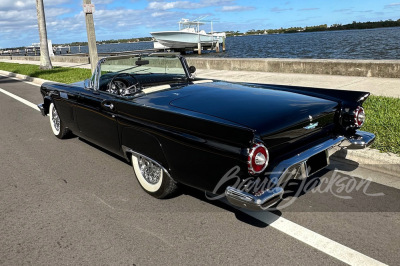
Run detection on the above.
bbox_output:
[70,27,400,60]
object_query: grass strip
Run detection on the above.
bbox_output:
[0,62,399,155]
[362,95,400,155]
[0,62,91,84]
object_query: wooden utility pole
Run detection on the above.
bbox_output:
[35,0,53,70]
[83,0,98,73]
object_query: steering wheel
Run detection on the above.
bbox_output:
[107,73,140,96]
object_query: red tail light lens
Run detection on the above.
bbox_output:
[248,143,269,175]
[354,106,366,127]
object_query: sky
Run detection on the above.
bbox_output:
[0,0,400,48]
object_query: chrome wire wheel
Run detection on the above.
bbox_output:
[138,156,162,185]
[49,103,61,135]
[132,154,163,193]
[51,106,60,133]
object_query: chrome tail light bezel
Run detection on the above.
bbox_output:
[247,143,269,175]
[354,106,366,127]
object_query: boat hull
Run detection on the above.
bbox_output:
[151,31,223,49]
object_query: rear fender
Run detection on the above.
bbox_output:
[248,83,371,133]
[247,83,370,106]
[121,127,171,172]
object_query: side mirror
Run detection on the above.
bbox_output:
[189,66,196,74]
[84,78,93,89]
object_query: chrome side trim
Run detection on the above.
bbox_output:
[121,145,173,179]
[226,186,284,211]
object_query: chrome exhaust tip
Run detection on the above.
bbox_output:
[225,186,284,211]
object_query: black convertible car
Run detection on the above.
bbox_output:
[38,53,375,211]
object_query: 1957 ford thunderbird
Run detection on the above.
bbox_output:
[38,53,375,211]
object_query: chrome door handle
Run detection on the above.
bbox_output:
[103,103,114,110]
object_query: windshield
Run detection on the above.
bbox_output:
[100,54,186,76]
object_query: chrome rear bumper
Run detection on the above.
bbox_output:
[226,186,284,211]
[346,131,375,149]
[225,130,375,211]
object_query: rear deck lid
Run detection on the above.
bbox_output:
[169,82,338,140]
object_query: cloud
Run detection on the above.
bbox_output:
[291,16,320,23]
[92,0,114,4]
[0,0,195,47]
[0,6,71,35]
[0,0,34,10]
[356,10,373,13]
[148,1,203,10]
[219,5,255,12]
[384,3,400,8]
[270,7,293,13]
[147,0,235,10]
[334,8,353,13]
[0,0,70,11]
[151,11,175,17]
[298,8,320,11]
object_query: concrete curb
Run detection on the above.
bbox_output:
[0,70,49,86]
[1,69,399,177]
[187,58,400,78]
[332,148,400,177]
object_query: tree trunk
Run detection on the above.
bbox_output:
[83,0,99,74]
[36,0,53,70]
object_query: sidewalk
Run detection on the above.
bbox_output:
[195,69,400,98]
[1,58,399,97]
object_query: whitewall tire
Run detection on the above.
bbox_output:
[49,102,69,139]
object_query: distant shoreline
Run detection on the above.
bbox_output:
[226,19,400,36]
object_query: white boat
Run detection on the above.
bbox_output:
[151,18,225,49]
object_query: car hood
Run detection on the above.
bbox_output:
[169,81,338,141]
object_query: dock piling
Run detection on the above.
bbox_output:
[197,43,202,55]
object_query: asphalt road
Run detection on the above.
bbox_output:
[0,75,399,265]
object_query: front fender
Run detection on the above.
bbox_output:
[38,96,52,116]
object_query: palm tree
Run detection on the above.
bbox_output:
[35,0,53,70]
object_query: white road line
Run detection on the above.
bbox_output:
[0,73,41,87]
[0,85,391,265]
[243,210,387,266]
[0,88,40,111]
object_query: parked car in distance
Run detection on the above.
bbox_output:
[38,53,375,211]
